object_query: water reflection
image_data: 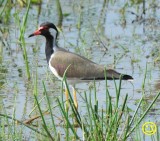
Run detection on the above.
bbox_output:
[155,80,160,92]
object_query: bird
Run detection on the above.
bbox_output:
[28,22,133,110]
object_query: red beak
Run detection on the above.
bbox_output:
[28,29,41,37]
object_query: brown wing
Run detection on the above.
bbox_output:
[50,51,133,80]
[50,51,104,79]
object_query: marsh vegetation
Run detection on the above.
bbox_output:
[0,0,160,140]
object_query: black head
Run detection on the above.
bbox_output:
[28,22,58,39]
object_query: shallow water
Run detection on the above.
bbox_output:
[0,0,160,139]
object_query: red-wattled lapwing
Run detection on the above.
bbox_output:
[29,22,133,109]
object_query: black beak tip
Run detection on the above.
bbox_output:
[28,34,34,38]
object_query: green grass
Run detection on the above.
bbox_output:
[0,0,31,79]
[0,0,11,23]
[56,0,63,27]
[18,0,31,80]
[0,76,159,140]
[0,0,160,140]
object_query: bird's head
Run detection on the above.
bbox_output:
[28,22,58,39]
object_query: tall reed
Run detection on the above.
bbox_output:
[16,0,31,79]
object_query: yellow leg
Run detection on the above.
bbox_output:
[65,88,69,111]
[72,87,78,110]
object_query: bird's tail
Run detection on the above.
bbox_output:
[105,69,133,81]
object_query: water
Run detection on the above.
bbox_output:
[0,0,160,139]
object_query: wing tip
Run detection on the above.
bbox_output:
[122,74,134,81]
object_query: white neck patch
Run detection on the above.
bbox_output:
[49,28,56,38]
[49,28,57,46]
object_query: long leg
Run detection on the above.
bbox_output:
[72,86,78,110]
[65,86,69,111]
